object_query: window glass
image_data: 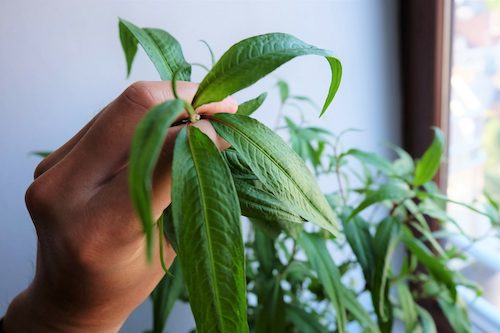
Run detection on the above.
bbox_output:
[448,0,500,308]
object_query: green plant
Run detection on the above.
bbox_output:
[118,19,343,333]
[243,81,499,333]
[116,20,500,333]
[30,18,500,333]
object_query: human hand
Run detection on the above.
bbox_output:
[3,81,237,333]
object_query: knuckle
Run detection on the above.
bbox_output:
[121,81,156,112]
[33,158,49,179]
[25,178,57,220]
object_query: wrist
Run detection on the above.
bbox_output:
[3,286,123,333]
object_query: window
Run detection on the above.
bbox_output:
[447,0,500,330]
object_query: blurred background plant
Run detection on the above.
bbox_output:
[148,79,500,333]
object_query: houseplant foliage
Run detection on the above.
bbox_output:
[31,18,500,333]
[118,19,500,333]
[118,19,342,333]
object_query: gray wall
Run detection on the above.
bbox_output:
[0,0,400,332]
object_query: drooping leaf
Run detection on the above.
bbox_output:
[347,182,413,221]
[299,233,347,333]
[342,214,376,285]
[150,259,184,333]
[416,305,437,333]
[371,217,399,331]
[414,128,445,186]
[162,206,178,252]
[119,20,138,76]
[128,99,184,258]
[192,33,342,116]
[211,113,339,236]
[285,304,329,333]
[119,19,191,80]
[171,126,248,333]
[344,149,395,175]
[396,281,419,333]
[236,92,268,116]
[235,178,303,225]
[277,80,290,104]
[401,227,457,301]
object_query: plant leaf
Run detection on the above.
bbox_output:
[344,149,395,175]
[162,206,178,252]
[414,128,445,186]
[192,33,342,116]
[150,259,184,333]
[347,182,413,221]
[372,217,399,330]
[401,227,457,301]
[437,296,471,333]
[119,19,191,80]
[255,277,286,333]
[235,178,303,225]
[299,233,347,333]
[416,305,437,333]
[396,281,419,333]
[340,287,381,333]
[171,126,248,333]
[342,214,376,286]
[277,80,289,104]
[211,113,339,236]
[31,151,52,158]
[236,92,268,116]
[285,304,329,333]
[128,99,184,258]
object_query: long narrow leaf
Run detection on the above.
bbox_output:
[299,233,347,333]
[342,214,376,285]
[414,128,444,186]
[192,33,341,116]
[171,126,248,333]
[236,92,268,116]
[211,113,339,236]
[347,183,413,221]
[372,217,399,331]
[396,281,419,333]
[401,227,457,301]
[119,19,191,80]
[150,259,184,333]
[340,287,381,333]
[235,178,303,225]
[128,100,184,258]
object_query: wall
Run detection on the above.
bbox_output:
[0,0,400,331]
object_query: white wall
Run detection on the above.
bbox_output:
[0,0,400,332]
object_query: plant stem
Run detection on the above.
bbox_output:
[184,101,200,123]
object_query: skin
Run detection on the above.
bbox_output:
[3,81,237,332]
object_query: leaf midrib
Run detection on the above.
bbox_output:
[144,29,175,76]
[195,46,330,106]
[187,127,224,331]
[213,116,335,230]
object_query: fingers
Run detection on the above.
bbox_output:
[53,81,236,196]
[92,117,233,239]
[33,111,102,179]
